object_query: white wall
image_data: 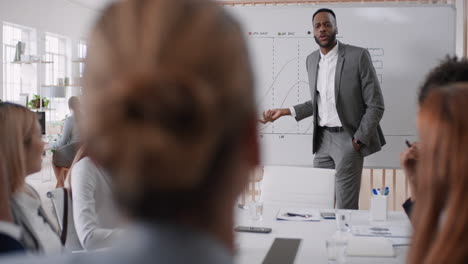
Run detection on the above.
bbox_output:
[0,0,98,100]
[455,0,466,57]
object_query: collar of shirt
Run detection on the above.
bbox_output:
[320,41,339,60]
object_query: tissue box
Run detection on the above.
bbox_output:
[370,195,388,221]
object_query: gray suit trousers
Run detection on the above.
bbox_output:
[313,129,363,209]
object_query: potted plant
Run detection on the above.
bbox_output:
[28,95,49,109]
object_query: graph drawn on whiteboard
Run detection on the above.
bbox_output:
[249,35,315,136]
[226,5,455,168]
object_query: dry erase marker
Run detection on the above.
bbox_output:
[384,186,389,195]
[405,140,412,148]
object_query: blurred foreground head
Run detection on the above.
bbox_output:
[408,83,468,263]
[83,0,258,224]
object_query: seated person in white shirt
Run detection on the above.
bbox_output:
[0,102,62,254]
[66,147,123,250]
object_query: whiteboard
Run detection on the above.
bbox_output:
[225,4,456,168]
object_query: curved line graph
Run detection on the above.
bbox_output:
[278,80,309,107]
[260,56,306,103]
[252,37,316,136]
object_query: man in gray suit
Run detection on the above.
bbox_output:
[262,8,385,209]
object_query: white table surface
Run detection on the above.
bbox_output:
[234,206,412,264]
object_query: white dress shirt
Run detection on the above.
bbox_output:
[290,42,342,127]
[71,157,124,250]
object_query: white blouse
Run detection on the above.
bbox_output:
[71,157,124,250]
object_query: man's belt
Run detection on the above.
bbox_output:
[319,126,344,133]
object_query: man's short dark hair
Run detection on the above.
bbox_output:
[419,56,468,104]
[313,8,336,22]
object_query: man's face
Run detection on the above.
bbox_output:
[313,12,338,49]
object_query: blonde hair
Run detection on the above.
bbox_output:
[408,83,468,263]
[83,0,255,219]
[0,103,38,192]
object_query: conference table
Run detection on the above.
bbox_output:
[234,206,412,264]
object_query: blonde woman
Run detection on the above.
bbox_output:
[407,84,468,263]
[0,103,62,254]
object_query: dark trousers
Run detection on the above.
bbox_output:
[52,143,79,168]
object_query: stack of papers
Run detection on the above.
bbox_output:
[351,225,411,238]
[276,208,320,221]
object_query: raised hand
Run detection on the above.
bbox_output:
[259,108,290,124]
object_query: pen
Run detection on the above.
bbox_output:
[384,186,389,196]
[405,139,412,148]
[286,212,311,218]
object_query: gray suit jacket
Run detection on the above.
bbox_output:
[294,41,386,157]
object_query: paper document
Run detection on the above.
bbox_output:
[346,236,395,257]
[351,225,411,238]
[388,237,411,246]
[276,208,320,221]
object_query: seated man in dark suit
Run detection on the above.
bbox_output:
[401,56,468,219]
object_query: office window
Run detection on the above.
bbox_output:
[2,22,36,102]
[44,33,70,121]
[77,40,86,77]
[44,34,67,86]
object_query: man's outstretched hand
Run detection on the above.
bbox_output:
[259,108,291,124]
